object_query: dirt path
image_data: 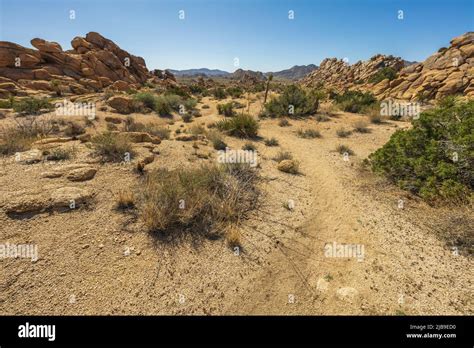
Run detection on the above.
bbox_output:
[226,114,472,315]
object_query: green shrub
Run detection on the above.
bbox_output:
[13,97,54,115]
[333,91,376,113]
[217,102,234,116]
[369,100,473,203]
[262,85,323,118]
[212,87,227,100]
[226,86,243,98]
[368,67,397,84]
[216,113,259,138]
[133,92,157,109]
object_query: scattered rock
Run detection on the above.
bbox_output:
[175,134,197,141]
[277,159,299,174]
[66,167,97,182]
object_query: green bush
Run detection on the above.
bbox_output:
[134,92,157,110]
[212,87,227,100]
[333,90,376,113]
[262,85,323,118]
[217,102,234,116]
[369,100,473,203]
[13,97,54,115]
[368,67,398,84]
[226,86,244,98]
[216,113,259,138]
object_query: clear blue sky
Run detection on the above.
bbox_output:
[0,0,472,72]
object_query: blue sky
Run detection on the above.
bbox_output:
[0,0,472,72]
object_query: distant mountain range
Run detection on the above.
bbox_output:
[267,64,318,80]
[166,64,318,80]
[167,68,230,77]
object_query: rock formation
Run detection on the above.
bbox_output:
[0,32,165,97]
[301,32,474,100]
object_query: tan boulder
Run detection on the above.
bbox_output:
[31,38,63,53]
[107,95,134,114]
[66,167,97,182]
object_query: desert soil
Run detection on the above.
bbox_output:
[0,94,472,315]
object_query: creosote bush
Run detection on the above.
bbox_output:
[261,85,324,118]
[369,99,473,203]
[12,97,54,115]
[139,163,259,237]
[332,90,376,113]
[216,113,259,138]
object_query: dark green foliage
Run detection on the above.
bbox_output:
[13,97,54,115]
[333,90,376,113]
[368,67,397,84]
[226,86,244,98]
[212,87,227,100]
[369,100,473,203]
[262,85,323,118]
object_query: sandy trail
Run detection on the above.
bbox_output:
[227,114,472,315]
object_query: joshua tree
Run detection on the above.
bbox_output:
[263,74,273,105]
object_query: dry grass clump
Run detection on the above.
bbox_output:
[63,121,85,137]
[116,189,136,210]
[139,163,259,238]
[336,144,355,155]
[0,117,56,155]
[315,114,330,122]
[206,130,228,150]
[264,137,279,146]
[44,146,76,161]
[273,151,293,162]
[91,132,134,162]
[123,117,171,139]
[336,127,352,138]
[278,118,291,127]
[242,142,257,151]
[353,120,371,133]
[296,128,321,139]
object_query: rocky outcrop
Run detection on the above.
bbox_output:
[301,32,474,100]
[0,32,152,97]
